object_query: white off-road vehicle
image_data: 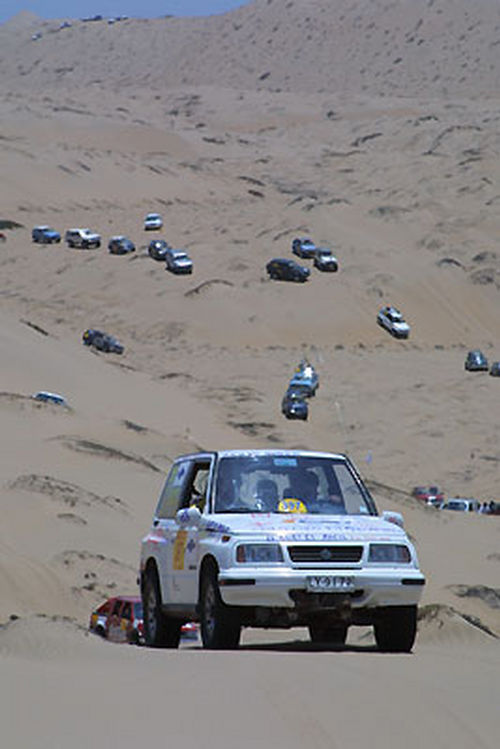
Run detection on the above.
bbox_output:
[140,450,425,651]
[377,305,410,339]
[65,227,101,248]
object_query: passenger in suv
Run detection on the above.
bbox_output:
[140,449,425,652]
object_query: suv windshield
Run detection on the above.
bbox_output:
[213,455,376,516]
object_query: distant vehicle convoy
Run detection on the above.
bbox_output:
[291,237,339,272]
[280,359,318,421]
[140,449,425,651]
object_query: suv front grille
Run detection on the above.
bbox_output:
[287,545,363,564]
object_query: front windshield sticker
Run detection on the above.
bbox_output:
[278,499,308,514]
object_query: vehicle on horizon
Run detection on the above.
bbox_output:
[82,328,124,354]
[440,498,480,513]
[32,226,61,244]
[31,391,67,406]
[148,239,170,261]
[489,361,500,377]
[165,248,193,274]
[288,365,319,397]
[292,237,317,259]
[65,228,101,249]
[266,258,310,282]
[465,350,489,371]
[411,486,444,506]
[144,213,163,231]
[377,306,410,339]
[140,449,425,652]
[281,392,308,420]
[108,236,136,255]
[313,247,338,272]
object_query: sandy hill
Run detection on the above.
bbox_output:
[2,0,500,97]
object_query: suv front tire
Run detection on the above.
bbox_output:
[143,567,182,648]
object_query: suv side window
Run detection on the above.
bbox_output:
[156,461,191,519]
[178,461,211,512]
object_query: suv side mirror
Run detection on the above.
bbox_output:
[176,506,202,526]
[382,510,404,528]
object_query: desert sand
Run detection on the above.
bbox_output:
[0,2,499,747]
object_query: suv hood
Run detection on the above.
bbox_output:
[207,513,407,543]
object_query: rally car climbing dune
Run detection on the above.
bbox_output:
[140,449,425,652]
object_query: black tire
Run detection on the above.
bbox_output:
[200,564,241,650]
[142,568,182,648]
[308,620,348,645]
[374,605,417,653]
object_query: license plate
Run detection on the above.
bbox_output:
[306,575,355,592]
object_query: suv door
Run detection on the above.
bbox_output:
[170,457,214,604]
[152,459,193,605]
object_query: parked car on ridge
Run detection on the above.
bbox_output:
[144,213,163,231]
[31,391,68,406]
[490,361,500,377]
[440,498,480,513]
[313,247,338,272]
[266,258,310,282]
[148,239,170,261]
[281,391,308,420]
[32,226,61,244]
[65,228,101,249]
[377,306,410,339]
[108,236,136,255]
[165,248,193,274]
[82,329,124,354]
[465,350,489,371]
[292,237,317,259]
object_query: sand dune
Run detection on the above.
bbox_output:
[0,2,499,747]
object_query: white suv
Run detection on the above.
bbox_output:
[140,449,425,651]
[377,305,410,339]
[65,228,101,248]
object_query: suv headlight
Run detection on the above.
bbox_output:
[368,544,411,563]
[236,544,284,564]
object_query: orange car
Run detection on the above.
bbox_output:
[89,596,144,644]
[89,596,199,645]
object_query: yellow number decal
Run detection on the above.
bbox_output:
[278,499,308,514]
[173,530,188,570]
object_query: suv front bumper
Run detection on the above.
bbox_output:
[218,567,425,609]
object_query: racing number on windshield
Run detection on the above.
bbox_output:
[173,530,188,570]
